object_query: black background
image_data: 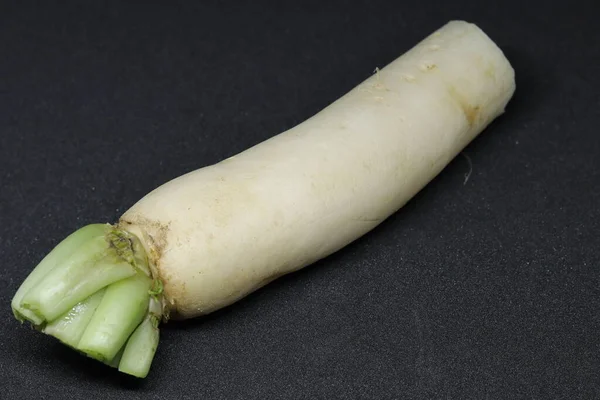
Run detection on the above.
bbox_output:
[1,0,599,399]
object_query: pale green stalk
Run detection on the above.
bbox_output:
[77,273,151,362]
[118,316,160,378]
[20,246,136,322]
[11,224,107,325]
[43,289,106,348]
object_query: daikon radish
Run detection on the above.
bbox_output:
[11,20,515,378]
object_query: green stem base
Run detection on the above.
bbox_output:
[11,223,164,378]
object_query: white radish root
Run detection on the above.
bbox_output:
[119,20,516,319]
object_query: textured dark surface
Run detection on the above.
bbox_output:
[1,0,599,399]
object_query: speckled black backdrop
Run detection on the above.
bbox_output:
[1,0,599,399]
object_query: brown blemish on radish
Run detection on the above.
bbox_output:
[447,85,480,126]
[418,62,437,72]
[119,215,175,320]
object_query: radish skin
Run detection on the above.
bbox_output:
[119,20,516,319]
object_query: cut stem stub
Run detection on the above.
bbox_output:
[11,224,163,378]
